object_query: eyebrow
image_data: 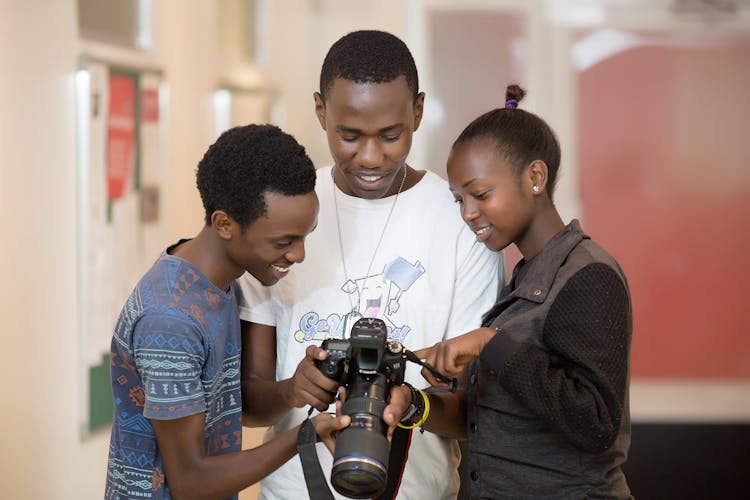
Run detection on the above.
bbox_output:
[335,123,405,135]
[460,178,487,189]
[273,220,319,240]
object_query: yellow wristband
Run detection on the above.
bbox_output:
[397,390,430,429]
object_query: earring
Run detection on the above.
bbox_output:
[532,185,540,194]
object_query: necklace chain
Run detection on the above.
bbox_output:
[332,166,408,313]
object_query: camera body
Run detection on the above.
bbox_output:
[316,317,407,499]
[318,317,407,387]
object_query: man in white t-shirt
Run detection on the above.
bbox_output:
[238,30,504,500]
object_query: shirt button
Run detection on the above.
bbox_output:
[470,470,479,481]
[489,369,496,376]
[470,422,477,433]
[470,373,477,385]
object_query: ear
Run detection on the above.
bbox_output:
[527,160,549,195]
[313,92,327,131]
[211,210,235,241]
[413,92,426,131]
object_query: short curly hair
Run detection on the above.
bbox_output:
[319,30,419,103]
[196,124,316,230]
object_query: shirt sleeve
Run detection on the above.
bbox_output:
[445,224,503,340]
[236,271,277,325]
[480,263,631,452]
[132,311,208,420]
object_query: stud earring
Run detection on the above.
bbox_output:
[532,185,540,194]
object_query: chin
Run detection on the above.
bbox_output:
[248,270,278,287]
[484,239,506,254]
[259,276,280,287]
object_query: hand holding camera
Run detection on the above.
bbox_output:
[314,317,406,498]
[285,344,341,412]
[298,317,457,499]
[309,388,349,453]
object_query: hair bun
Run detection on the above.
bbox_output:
[505,84,526,109]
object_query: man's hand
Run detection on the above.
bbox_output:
[312,389,349,453]
[413,327,497,385]
[283,345,341,411]
[382,385,413,441]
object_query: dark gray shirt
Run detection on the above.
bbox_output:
[465,220,633,499]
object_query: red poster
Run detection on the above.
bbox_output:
[107,73,136,201]
[141,87,159,123]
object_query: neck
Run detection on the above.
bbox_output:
[170,227,238,292]
[515,205,565,261]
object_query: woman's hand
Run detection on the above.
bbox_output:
[414,327,497,384]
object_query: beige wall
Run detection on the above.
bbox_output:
[0,1,97,498]
[0,1,409,498]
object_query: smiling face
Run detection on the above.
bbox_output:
[447,140,536,253]
[315,76,424,199]
[229,191,319,286]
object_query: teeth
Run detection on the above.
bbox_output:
[475,227,489,235]
[271,265,290,273]
[360,175,382,182]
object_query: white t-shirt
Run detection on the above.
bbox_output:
[238,166,502,500]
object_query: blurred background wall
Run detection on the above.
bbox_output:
[1,0,748,498]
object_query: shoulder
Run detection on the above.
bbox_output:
[314,165,334,194]
[407,170,461,213]
[138,253,200,304]
[138,253,225,326]
[568,238,627,284]
[414,169,449,193]
[550,257,631,331]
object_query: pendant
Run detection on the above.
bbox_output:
[342,311,363,338]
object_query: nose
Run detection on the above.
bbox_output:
[460,199,479,224]
[285,239,306,264]
[356,137,384,168]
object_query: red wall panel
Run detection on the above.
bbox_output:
[579,41,750,378]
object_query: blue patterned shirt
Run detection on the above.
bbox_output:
[105,244,242,499]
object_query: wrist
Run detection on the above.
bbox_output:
[279,378,298,408]
[398,384,419,423]
[398,386,430,429]
[481,327,499,350]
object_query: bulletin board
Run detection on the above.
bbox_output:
[76,56,167,438]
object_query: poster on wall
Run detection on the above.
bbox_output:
[76,57,167,438]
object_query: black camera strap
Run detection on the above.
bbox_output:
[297,412,335,500]
[297,413,413,500]
[404,350,458,391]
[375,425,412,500]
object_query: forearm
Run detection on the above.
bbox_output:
[421,390,467,440]
[167,426,299,500]
[241,377,295,427]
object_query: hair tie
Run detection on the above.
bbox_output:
[505,99,518,110]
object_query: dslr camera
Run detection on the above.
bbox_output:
[315,317,407,498]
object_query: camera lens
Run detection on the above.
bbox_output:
[331,374,390,498]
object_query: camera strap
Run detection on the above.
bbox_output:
[297,414,412,500]
[374,425,412,500]
[297,414,335,500]
[404,350,458,391]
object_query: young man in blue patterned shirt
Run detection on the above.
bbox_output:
[105,124,349,499]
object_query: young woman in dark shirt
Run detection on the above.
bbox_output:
[385,84,633,499]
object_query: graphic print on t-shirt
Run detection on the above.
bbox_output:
[294,256,424,343]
